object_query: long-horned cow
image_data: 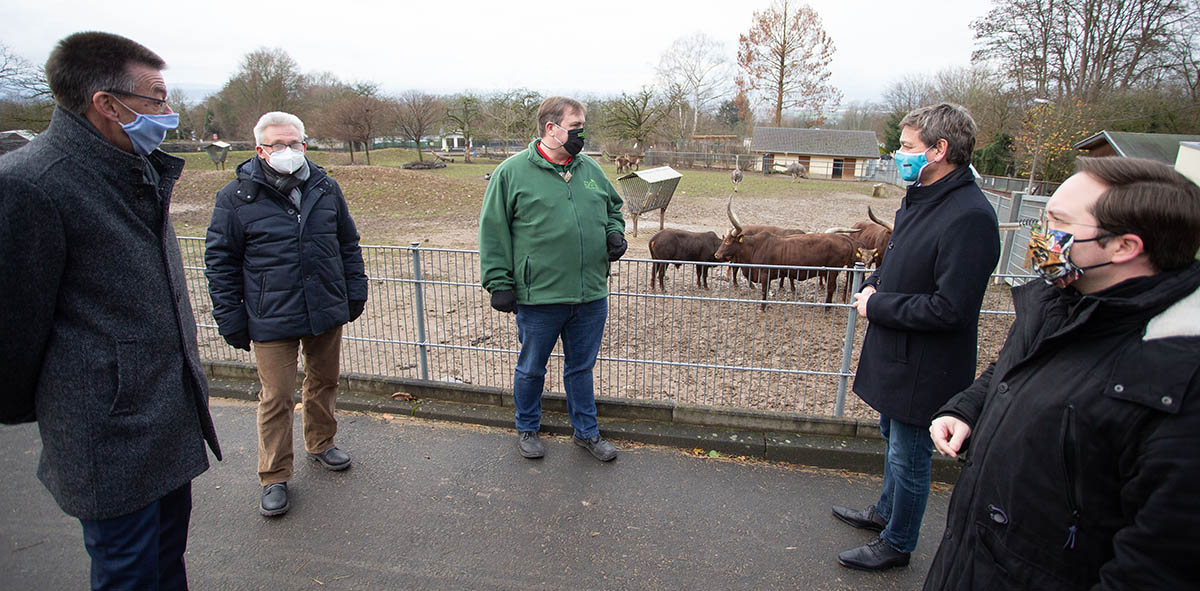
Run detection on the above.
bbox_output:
[715,199,856,308]
[848,206,893,267]
[648,229,723,290]
[727,224,807,288]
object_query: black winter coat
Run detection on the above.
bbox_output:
[0,107,220,520]
[924,262,1200,591]
[853,165,1001,425]
[205,157,367,342]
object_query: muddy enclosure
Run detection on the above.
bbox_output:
[175,165,1017,420]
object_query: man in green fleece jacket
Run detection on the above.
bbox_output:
[479,96,627,461]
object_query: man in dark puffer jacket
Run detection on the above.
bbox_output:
[205,111,367,517]
[925,157,1200,590]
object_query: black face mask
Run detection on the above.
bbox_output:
[551,123,586,156]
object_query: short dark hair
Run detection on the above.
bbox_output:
[1078,156,1200,271]
[900,103,977,166]
[536,96,586,139]
[44,31,166,115]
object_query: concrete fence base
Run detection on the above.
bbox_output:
[203,360,961,483]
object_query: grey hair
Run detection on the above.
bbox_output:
[253,111,306,144]
[899,103,977,166]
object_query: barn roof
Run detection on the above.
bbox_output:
[749,127,879,158]
[1074,130,1200,164]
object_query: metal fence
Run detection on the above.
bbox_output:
[179,238,1033,420]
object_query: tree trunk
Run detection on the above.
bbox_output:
[464,132,472,163]
[365,142,371,165]
[348,141,355,164]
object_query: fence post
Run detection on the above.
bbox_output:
[835,262,867,417]
[997,191,1025,278]
[410,241,430,381]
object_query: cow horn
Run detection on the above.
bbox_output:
[868,206,894,231]
[825,227,862,234]
[726,195,743,235]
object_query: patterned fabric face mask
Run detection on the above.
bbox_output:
[1026,217,1112,287]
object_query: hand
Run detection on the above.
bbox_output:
[348,299,366,322]
[852,285,876,318]
[606,232,627,262]
[930,416,972,459]
[223,329,251,351]
[490,289,516,313]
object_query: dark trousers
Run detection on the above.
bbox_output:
[79,482,192,591]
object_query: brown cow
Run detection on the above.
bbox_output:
[850,206,894,266]
[715,200,856,308]
[648,229,723,290]
[727,224,807,288]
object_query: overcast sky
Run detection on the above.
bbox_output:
[3,0,994,107]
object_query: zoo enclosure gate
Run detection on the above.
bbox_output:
[180,238,1032,420]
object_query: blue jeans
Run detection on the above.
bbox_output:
[874,415,933,553]
[513,298,608,439]
[79,482,192,590]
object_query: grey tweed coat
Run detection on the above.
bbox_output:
[0,106,221,520]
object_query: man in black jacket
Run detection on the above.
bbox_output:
[924,157,1200,590]
[833,103,1001,571]
[0,32,221,589]
[205,111,367,517]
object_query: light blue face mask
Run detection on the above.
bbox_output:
[893,147,930,182]
[114,97,178,155]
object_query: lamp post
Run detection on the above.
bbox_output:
[1027,97,1053,194]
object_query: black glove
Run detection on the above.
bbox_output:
[223,329,251,351]
[348,299,366,322]
[490,289,516,313]
[606,232,627,262]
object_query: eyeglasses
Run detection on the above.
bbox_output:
[259,142,306,153]
[105,89,170,112]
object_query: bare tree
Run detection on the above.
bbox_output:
[736,0,841,126]
[483,89,541,157]
[0,43,50,100]
[604,88,669,148]
[973,0,1192,102]
[318,95,393,165]
[211,48,308,138]
[394,91,443,162]
[445,93,481,162]
[657,32,731,136]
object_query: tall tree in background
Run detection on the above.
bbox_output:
[211,48,307,138]
[972,0,1191,103]
[445,94,481,162]
[319,94,392,164]
[0,43,52,131]
[656,32,731,137]
[736,0,841,127]
[604,88,669,149]
[394,91,442,162]
[483,89,541,156]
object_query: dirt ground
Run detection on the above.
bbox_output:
[173,163,1015,420]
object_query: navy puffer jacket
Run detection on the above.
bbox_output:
[205,157,367,342]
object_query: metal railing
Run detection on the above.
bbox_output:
[179,238,1032,420]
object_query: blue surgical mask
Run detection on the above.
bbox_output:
[114,96,178,155]
[893,147,930,182]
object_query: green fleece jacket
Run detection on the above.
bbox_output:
[479,140,625,305]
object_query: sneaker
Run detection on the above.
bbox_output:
[518,431,545,459]
[260,483,289,517]
[308,446,352,471]
[573,434,618,462]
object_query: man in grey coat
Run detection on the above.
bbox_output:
[0,32,221,590]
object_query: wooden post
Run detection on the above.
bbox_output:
[658,208,665,231]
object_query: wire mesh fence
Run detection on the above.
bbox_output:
[179,238,1033,421]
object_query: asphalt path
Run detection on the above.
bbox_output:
[1,398,949,590]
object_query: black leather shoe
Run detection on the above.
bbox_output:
[518,431,544,458]
[837,536,911,571]
[573,434,618,462]
[260,483,289,517]
[308,446,352,471]
[832,504,888,532]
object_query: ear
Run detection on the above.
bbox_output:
[1108,233,1146,265]
[933,138,949,161]
[90,91,123,123]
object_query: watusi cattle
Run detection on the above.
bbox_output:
[727,224,807,288]
[715,200,857,308]
[647,229,723,290]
